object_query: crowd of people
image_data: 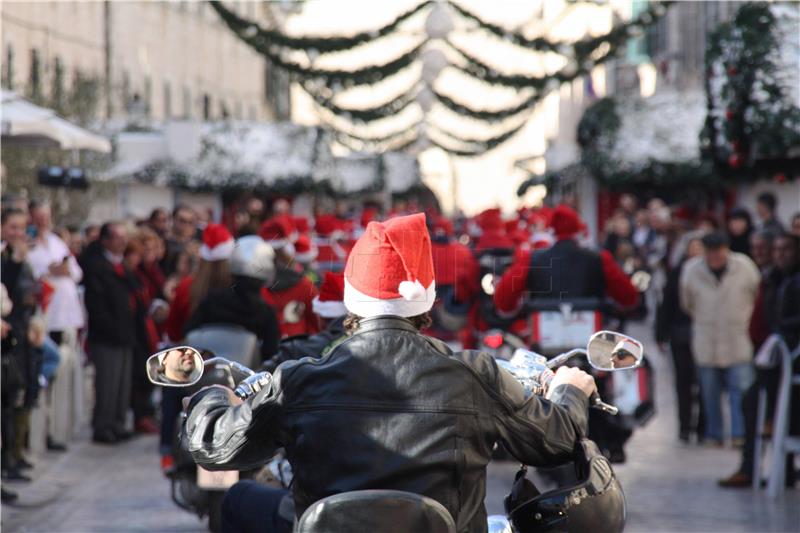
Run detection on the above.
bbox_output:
[1,189,799,504]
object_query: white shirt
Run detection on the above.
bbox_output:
[27,231,85,331]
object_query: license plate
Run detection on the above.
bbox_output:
[197,466,239,489]
[536,311,597,350]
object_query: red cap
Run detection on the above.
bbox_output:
[200,223,234,262]
[548,205,586,240]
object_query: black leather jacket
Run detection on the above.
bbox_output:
[185,316,589,533]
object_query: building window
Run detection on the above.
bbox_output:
[51,57,65,110]
[121,70,131,111]
[163,81,172,119]
[183,86,192,118]
[220,101,230,120]
[203,93,211,120]
[29,48,42,100]
[2,44,14,89]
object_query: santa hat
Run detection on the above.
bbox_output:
[344,213,435,318]
[294,234,318,263]
[314,214,347,239]
[200,223,235,262]
[548,204,586,240]
[259,215,297,255]
[312,272,347,318]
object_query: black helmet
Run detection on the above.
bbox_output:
[504,439,626,533]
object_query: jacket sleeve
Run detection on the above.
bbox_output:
[600,249,638,308]
[457,350,589,466]
[184,363,295,470]
[493,250,531,314]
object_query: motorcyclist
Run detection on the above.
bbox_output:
[184,236,281,361]
[183,213,596,533]
[493,204,638,315]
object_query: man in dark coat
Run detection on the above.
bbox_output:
[81,222,136,444]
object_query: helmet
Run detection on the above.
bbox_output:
[230,236,275,283]
[505,439,626,533]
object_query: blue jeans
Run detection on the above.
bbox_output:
[221,481,292,533]
[697,364,754,442]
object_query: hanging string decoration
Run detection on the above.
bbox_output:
[210,0,673,157]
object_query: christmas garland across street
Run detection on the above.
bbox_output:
[302,80,421,124]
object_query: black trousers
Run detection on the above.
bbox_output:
[670,340,705,437]
[221,481,293,533]
[91,343,132,434]
[130,344,154,421]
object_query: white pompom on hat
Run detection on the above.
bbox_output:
[344,212,436,318]
[199,223,235,262]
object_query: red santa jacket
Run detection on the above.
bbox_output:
[431,240,479,303]
[261,268,320,338]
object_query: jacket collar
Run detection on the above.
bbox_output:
[354,315,418,335]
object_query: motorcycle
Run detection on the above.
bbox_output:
[146,330,643,532]
[155,324,262,532]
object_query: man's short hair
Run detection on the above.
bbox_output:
[751,229,776,245]
[1,207,25,225]
[172,204,194,218]
[757,192,777,211]
[701,231,730,250]
[99,221,122,241]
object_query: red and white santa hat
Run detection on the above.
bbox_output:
[344,213,435,318]
[294,234,318,264]
[259,215,297,255]
[200,223,235,262]
[312,271,347,318]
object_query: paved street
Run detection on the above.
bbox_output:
[3,322,799,532]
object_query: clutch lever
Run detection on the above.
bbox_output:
[590,392,619,415]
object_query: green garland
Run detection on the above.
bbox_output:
[429,117,530,157]
[303,81,420,123]
[445,1,671,90]
[210,1,423,87]
[433,89,539,122]
[209,1,431,54]
[701,3,800,180]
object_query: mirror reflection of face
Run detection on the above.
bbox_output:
[587,331,642,371]
[160,348,198,383]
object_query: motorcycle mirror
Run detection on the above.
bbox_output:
[146,346,204,387]
[586,331,643,371]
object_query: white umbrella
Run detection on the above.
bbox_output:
[1,90,111,153]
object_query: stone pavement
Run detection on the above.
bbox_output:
[3,321,798,532]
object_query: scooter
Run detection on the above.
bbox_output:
[146,330,643,532]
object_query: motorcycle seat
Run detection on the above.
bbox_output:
[296,489,456,533]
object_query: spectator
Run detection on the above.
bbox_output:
[81,222,136,445]
[791,212,800,238]
[161,205,198,277]
[726,207,753,257]
[165,224,233,342]
[656,231,705,443]
[680,231,760,447]
[123,239,159,435]
[26,201,84,346]
[84,224,100,244]
[245,197,265,226]
[162,250,197,304]
[1,208,38,483]
[147,208,169,239]
[720,232,800,487]
[749,230,775,273]
[134,228,166,303]
[755,192,784,235]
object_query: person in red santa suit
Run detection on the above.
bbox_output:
[314,213,349,273]
[261,271,348,372]
[493,204,638,316]
[165,223,234,342]
[426,215,479,345]
[260,216,320,338]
